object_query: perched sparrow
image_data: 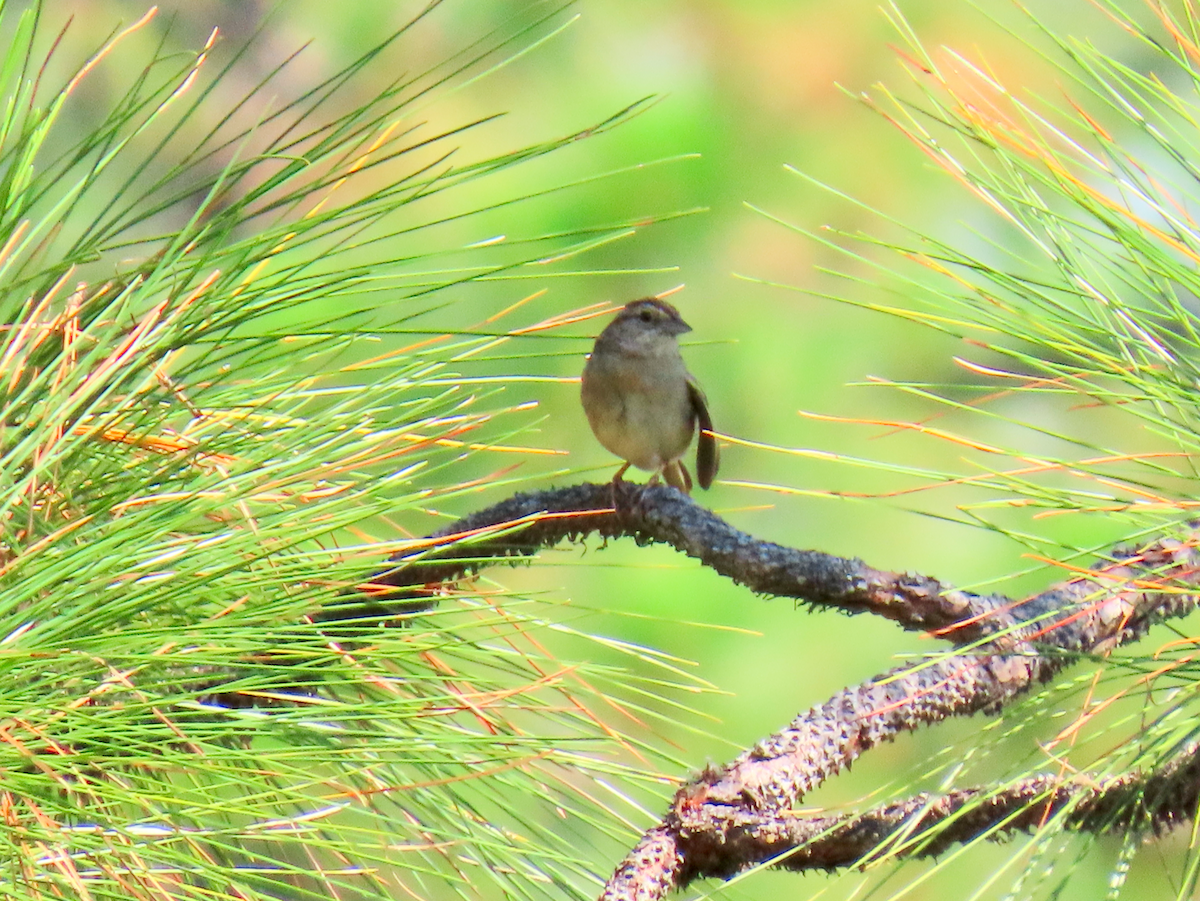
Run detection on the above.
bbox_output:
[580,298,718,493]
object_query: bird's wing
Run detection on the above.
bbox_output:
[687,377,719,490]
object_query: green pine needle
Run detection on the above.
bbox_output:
[0,4,709,900]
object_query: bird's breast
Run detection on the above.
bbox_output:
[581,350,695,471]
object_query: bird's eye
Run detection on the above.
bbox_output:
[639,310,653,323]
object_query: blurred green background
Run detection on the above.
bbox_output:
[50,0,1188,897]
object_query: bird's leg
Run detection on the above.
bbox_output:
[663,460,692,494]
[609,462,632,509]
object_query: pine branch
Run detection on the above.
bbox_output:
[617,736,1200,884]
[350,481,1011,630]
[339,481,1200,899]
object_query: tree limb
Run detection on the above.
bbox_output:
[650,737,1200,883]
[342,481,1200,899]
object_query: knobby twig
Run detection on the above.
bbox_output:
[658,737,1200,879]
[343,482,1200,899]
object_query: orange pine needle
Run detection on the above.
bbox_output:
[798,409,1006,454]
[73,426,238,468]
[0,220,30,270]
[65,7,158,96]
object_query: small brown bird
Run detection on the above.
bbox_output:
[580,298,718,493]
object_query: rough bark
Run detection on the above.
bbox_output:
[342,482,1200,899]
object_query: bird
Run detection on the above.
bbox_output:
[580,297,718,493]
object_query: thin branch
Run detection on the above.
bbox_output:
[651,737,1200,882]
[356,482,972,625]
[353,482,1197,653]
[347,482,1029,638]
